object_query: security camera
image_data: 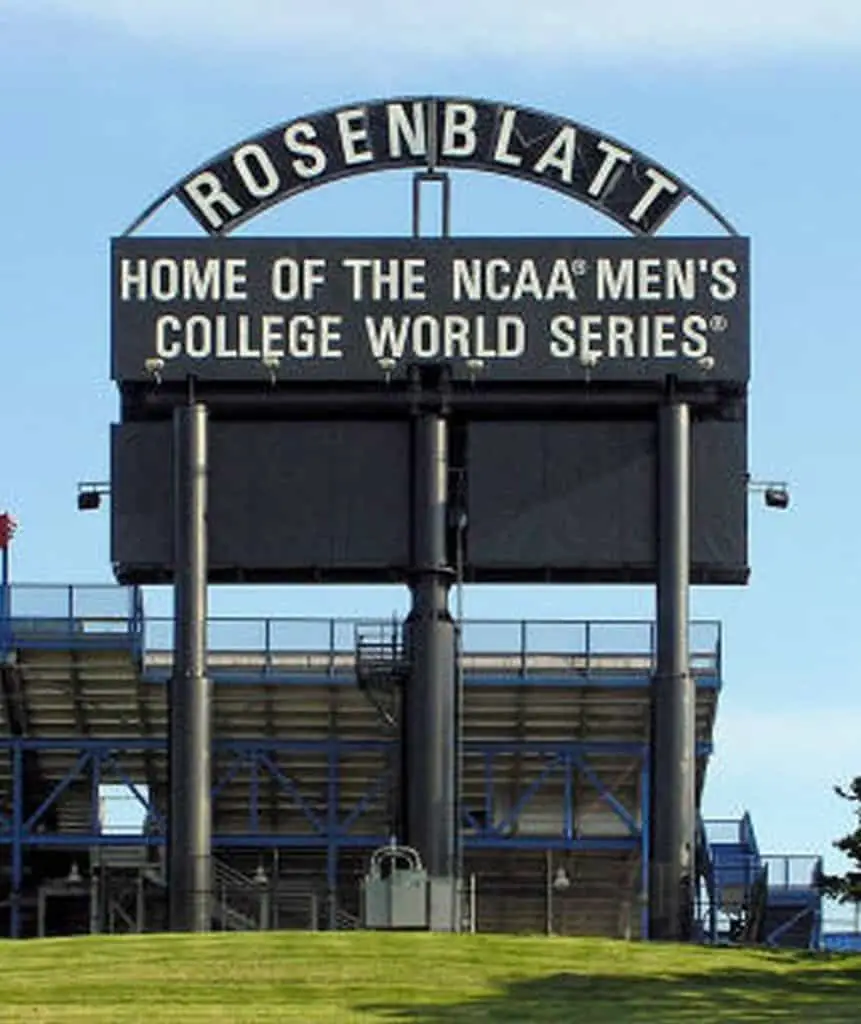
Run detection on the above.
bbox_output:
[698,355,715,371]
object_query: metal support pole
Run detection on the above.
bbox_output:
[11,741,23,939]
[649,396,695,942]
[136,873,145,934]
[326,744,338,931]
[168,398,212,933]
[545,848,554,936]
[0,544,9,655]
[89,865,100,934]
[640,756,651,941]
[404,387,457,930]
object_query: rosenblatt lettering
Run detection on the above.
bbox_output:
[174,98,686,237]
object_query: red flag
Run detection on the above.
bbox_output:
[0,513,17,550]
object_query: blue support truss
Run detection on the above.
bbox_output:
[0,586,730,938]
[0,734,717,936]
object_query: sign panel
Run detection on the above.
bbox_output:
[111,420,411,583]
[112,237,749,386]
[466,416,747,585]
[111,411,746,586]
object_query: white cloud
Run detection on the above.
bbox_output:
[9,0,861,60]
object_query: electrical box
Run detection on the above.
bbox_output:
[361,843,428,929]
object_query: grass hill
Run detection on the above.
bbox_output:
[1,931,859,1022]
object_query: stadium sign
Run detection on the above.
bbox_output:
[112,237,749,384]
[125,97,736,239]
[112,97,750,589]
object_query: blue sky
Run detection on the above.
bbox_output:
[1,1,860,904]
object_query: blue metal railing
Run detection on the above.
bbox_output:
[0,583,723,677]
[704,813,761,858]
[702,816,824,948]
[760,854,823,892]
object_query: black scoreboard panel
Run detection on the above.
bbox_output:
[465,414,747,584]
[112,408,746,586]
[111,420,411,583]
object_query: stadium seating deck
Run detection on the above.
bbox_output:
[0,584,819,944]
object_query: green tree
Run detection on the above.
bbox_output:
[820,777,861,903]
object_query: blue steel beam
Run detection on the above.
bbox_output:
[468,836,640,852]
[0,737,715,757]
[340,767,392,834]
[101,755,160,825]
[576,757,639,836]
[257,753,326,835]
[0,740,711,845]
[1,734,653,855]
[462,807,483,831]
[141,671,721,690]
[0,737,390,753]
[0,743,711,877]
[0,831,642,852]
[483,753,494,828]
[491,754,563,836]
[563,752,574,841]
[250,754,260,834]
[23,751,91,832]
[211,754,250,801]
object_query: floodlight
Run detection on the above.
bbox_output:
[764,486,790,510]
[748,477,791,511]
[77,491,101,511]
[76,481,110,512]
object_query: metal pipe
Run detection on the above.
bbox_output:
[137,385,734,415]
[403,398,456,928]
[11,742,22,939]
[168,399,212,932]
[649,397,695,941]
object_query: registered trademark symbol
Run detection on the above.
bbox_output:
[571,259,589,276]
[709,315,728,332]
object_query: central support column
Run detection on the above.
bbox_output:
[649,395,696,942]
[169,399,212,933]
[403,374,457,930]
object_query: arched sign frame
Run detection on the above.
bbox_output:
[123,96,738,239]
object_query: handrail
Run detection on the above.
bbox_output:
[1,585,724,676]
[760,854,824,890]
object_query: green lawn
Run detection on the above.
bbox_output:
[0,932,859,1023]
